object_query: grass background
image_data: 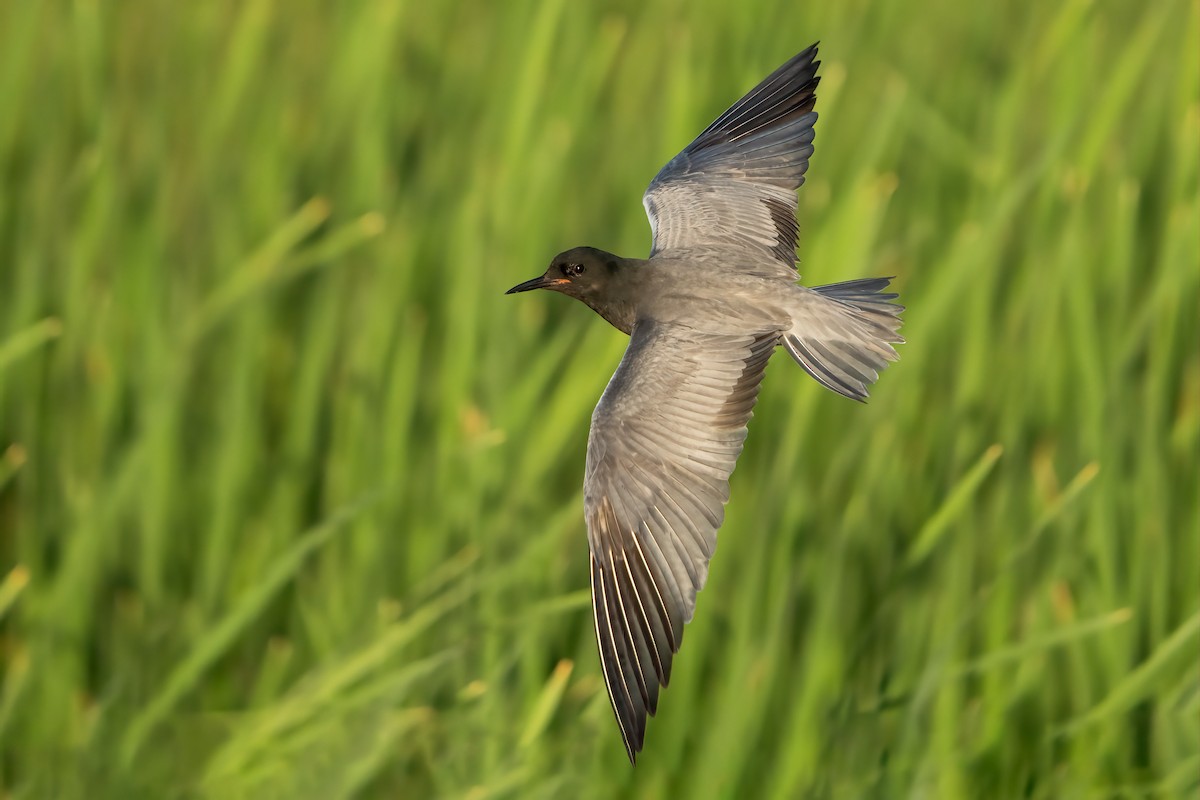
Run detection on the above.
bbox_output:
[1,0,1197,797]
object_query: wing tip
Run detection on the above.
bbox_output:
[591,551,651,765]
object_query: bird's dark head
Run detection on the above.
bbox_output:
[505,247,623,301]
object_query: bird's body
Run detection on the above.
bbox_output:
[507,43,904,763]
[552,247,793,334]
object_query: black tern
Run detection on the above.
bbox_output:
[507,43,903,763]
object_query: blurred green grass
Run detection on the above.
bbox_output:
[1,0,1197,797]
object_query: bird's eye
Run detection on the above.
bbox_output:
[570,263,585,276]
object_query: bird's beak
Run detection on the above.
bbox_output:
[505,275,569,294]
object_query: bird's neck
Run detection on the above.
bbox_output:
[581,294,638,335]
[583,257,650,335]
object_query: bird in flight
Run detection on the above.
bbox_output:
[507,43,904,763]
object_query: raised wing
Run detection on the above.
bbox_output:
[584,319,777,762]
[643,44,821,272]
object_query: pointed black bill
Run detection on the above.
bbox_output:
[505,275,568,294]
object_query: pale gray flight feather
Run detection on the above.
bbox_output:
[585,320,776,762]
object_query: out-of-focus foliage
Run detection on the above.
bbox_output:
[0,1,1196,797]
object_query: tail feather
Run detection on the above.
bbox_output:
[783,278,904,402]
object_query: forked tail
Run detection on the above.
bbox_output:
[782,277,905,402]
